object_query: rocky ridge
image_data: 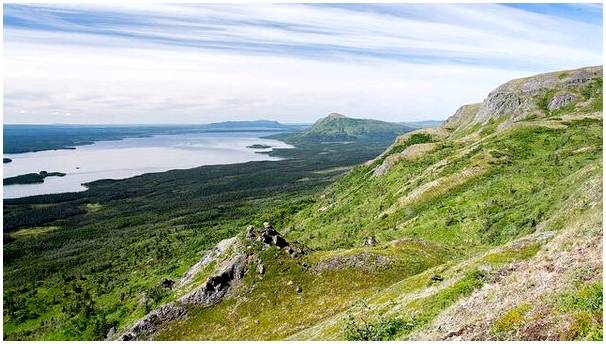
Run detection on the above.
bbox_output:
[444,65,602,132]
[118,223,300,340]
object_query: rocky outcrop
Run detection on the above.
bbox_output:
[176,236,238,288]
[119,238,248,341]
[248,222,303,258]
[118,222,304,340]
[442,66,602,130]
[548,93,576,111]
[442,103,481,131]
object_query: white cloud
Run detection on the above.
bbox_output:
[3,3,602,124]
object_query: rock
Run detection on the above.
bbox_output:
[119,239,248,341]
[106,326,116,341]
[246,225,256,240]
[256,261,265,275]
[119,303,188,340]
[548,93,576,111]
[442,104,481,131]
[139,294,150,307]
[176,237,238,288]
[440,66,602,129]
[160,278,175,289]
[295,286,303,293]
[431,274,444,282]
[285,246,302,258]
[272,235,288,249]
[565,69,593,86]
[363,236,377,247]
[287,280,294,286]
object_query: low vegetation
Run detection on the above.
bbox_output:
[3,67,603,341]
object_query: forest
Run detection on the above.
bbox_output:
[2,130,401,340]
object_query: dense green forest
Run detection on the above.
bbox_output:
[2,125,405,340]
[4,171,66,185]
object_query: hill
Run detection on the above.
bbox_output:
[3,66,602,341]
[276,113,413,143]
[124,66,602,340]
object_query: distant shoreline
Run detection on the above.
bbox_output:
[3,124,307,154]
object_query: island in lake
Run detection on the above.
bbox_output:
[4,171,66,185]
[246,144,272,149]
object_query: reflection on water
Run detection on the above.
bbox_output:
[3,132,293,199]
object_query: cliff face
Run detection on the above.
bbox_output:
[443,66,602,131]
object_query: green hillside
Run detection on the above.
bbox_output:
[276,113,412,143]
[142,66,602,341]
[3,66,602,341]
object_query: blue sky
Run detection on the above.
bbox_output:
[3,3,603,124]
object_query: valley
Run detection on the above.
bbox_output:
[2,66,603,341]
[2,115,408,340]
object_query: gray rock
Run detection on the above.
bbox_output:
[119,303,188,341]
[565,69,593,86]
[119,246,249,340]
[256,261,265,275]
[548,93,576,111]
[246,225,256,240]
[363,236,377,247]
[105,327,116,341]
[440,66,602,129]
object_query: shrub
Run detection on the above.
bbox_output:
[343,314,412,340]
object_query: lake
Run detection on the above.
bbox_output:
[3,132,293,199]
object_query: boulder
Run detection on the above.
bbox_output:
[160,278,175,289]
[256,261,265,275]
[106,327,116,341]
[548,93,576,111]
[119,240,248,341]
[363,236,377,247]
[246,225,256,240]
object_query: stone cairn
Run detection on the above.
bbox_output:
[246,222,302,258]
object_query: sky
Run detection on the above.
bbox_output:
[3,3,603,124]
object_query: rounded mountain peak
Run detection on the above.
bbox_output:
[326,112,347,119]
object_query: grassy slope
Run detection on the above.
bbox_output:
[154,74,603,340]
[277,114,412,143]
[2,136,393,340]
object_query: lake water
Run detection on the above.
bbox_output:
[3,132,293,199]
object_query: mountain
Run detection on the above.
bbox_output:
[4,66,602,341]
[120,66,602,340]
[280,112,413,143]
